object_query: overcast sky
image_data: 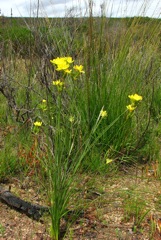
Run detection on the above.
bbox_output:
[1,0,161,18]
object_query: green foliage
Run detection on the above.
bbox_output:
[151,86,161,121]
[0,224,5,237]
[123,190,150,231]
[1,25,33,56]
[6,26,31,43]
[0,135,21,180]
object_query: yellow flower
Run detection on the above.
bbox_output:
[53,80,64,86]
[42,99,46,103]
[50,57,73,71]
[128,94,143,102]
[56,62,70,71]
[50,57,64,65]
[100,109,107,118]
[73,65,85,73]
[64,57,74,64]
[126,104,136,112]
[69,116,74,123]
[34,121,42,127]
[106,158,113,164]
[53,80,64,91]
[65,69,72,74]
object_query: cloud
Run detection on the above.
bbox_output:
[47,0,73,4]
[15,0,75,17]
[1,0,161,18]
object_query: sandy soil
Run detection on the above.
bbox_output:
[1,167,161,240]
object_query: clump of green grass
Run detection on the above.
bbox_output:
[0,224,5,237]
[30,55,143,239]
[123,191,150,232]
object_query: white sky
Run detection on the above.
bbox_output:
[1,0,161,18]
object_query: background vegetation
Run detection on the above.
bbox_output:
[0,9,161,239]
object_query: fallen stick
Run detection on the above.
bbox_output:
[0,186,49,220]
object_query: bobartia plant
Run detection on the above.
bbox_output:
[31,55,143,240]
